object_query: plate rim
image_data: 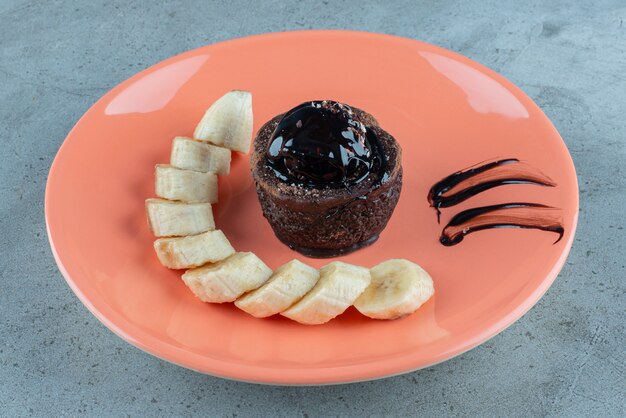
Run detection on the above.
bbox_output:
[45,29,579,385]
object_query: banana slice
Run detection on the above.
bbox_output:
[354,259,434,320]
[155,164,218,203]
[153,229,234,269]
[281,261,371,325]
[193,90,253,153]
[182,252,272,303]
[146,198,214,237]
[170,136,231,175]
[235,259,320,318]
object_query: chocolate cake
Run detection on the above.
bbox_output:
[250,100,402,257]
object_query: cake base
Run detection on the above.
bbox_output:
[277,234,380,258]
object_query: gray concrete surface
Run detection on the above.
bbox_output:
[1,0,625,416]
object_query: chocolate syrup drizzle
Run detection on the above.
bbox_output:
[428,158,556,222]
[440,203,564,246]
[266,101,384,188]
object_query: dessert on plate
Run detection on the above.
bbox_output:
[145,91,433,325]
[251,100,403,257]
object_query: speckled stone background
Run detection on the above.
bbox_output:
[1,1,624,417]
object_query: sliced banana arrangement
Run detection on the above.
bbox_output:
[235,259,320,318]
[146,90,435,325]
[154,229,235,269]
[281,261,371,325]
[146,199,214,237]
[155,164,218,203]
[355,259,435,320]
[170,136,231,175]
[182,252,272,303]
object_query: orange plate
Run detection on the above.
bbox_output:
[45,31,578,384]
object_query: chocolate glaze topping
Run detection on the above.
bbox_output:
[266,101,384,188]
